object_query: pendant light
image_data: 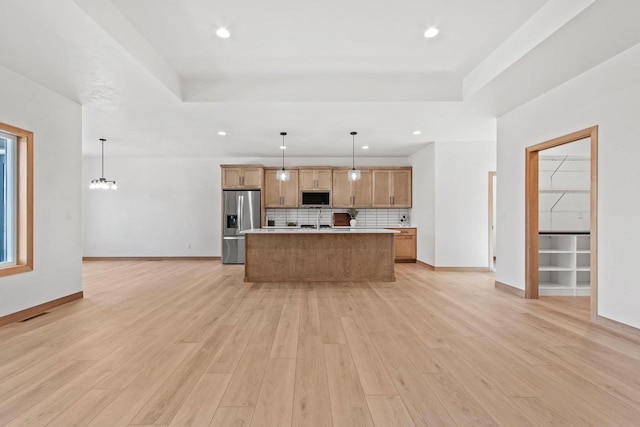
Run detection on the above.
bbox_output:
[89,138,117,190]
[276,131,290,181]
[348,131,361,181]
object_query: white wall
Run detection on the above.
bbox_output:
[83,156,410,257]
[411,141,496,268]
[434,141,497,267]
[410,143,435,264]
[0,65,82,317]
[496,43,640,328]
[83,157,222,257]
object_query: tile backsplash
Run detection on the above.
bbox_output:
[265,208,410,228]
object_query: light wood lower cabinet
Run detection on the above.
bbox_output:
[387,228,417,262]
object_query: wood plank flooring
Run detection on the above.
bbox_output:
[1,260,640,426]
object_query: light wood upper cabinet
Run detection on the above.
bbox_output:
[332,169,372,208]
[316,169,332,190]
[264,170,281,207]
[299,168,332,190]
[372,168,412,208]
[372,170,392,207]
[280,171,299,207]
[332,170,352,207]
[221,166,263,189]
[264,169,299,208]
[221,164,410,208]
[392,169,412,207]
[242,168,263,188]
[353,171,372,208]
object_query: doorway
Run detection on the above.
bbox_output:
[488,171,496,271]
[525,126,598,320]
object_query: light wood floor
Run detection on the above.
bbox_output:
[1,261,640,426]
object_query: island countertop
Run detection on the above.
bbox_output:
[241,227,399,235]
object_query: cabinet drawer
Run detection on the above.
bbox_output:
[387,227,416,236]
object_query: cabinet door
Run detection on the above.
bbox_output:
[222,167,242,189]
[352,170,372,208]
[264,170,282,207]
[281,170,299,207]
[391,169,412,207]
[242,168,263,189]
[394,235,416,260]
[299,169,316,190]
[332,170,352,207]
[389,228,416,261]
[372,170,392,207]
[315,169,333,190]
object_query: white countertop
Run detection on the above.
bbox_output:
[241,227,400,235]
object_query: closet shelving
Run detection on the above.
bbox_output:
[538,154,590,296]
[539,233,590,296]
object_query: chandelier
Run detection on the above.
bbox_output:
[89,138,117,190]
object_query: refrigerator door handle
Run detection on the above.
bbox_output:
[223,236,244,240]
[237,195,244,231]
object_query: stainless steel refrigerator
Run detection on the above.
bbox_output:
[222,190,261,264]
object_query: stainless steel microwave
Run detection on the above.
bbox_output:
[301,191,331,207]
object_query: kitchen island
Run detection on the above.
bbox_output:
[241,228,398,282]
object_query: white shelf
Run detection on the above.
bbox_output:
[538,234,590,296]
[539,189,590,193]
[539,282,574,288]
[539,266,575,271]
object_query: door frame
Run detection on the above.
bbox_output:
[488,171,496,271]
[525,126,598,320]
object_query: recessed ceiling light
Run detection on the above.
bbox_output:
[413,130,422,135]
[216,28,231,39]
[361,145,369,150]
[218,131,226,136]
[424,27,439,38]
[279,145,287,150]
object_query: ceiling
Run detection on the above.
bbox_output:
[109,0,545,77]
[1,0,638,158]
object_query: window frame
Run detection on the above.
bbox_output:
[0,130,17,267]
[0,122,33,277]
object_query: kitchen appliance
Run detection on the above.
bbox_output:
[301,191,330,207]
[222,190,261,264]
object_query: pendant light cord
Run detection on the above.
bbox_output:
[281,132,287,170]
[351,131,357,170]
[100,138,106,178]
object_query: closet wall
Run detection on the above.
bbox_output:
[538,138,591,232]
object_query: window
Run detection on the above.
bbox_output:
[0,122,33,277]
[0,131,17,266]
